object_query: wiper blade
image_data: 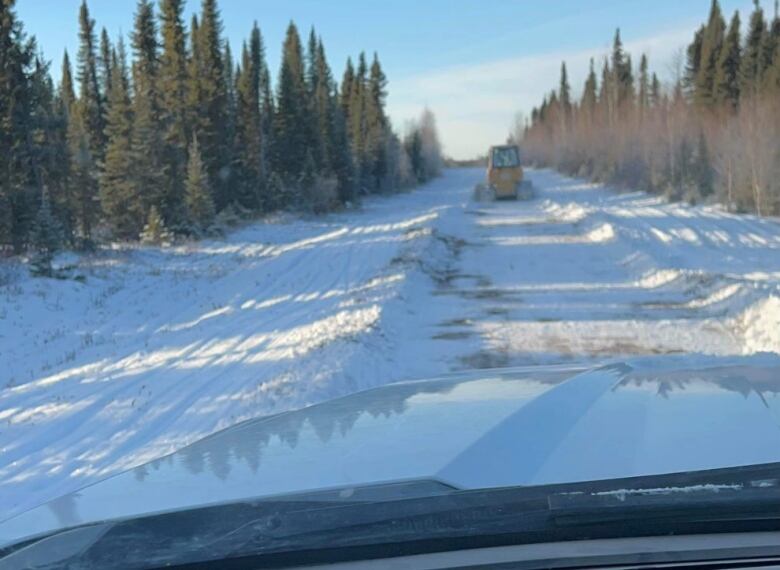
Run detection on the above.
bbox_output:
[5,464,780,570]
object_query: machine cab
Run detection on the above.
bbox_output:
[487,145,524,199]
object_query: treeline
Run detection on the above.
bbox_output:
[0,0,442,273]
[521,0,780,216]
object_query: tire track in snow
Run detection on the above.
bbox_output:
[0,188,453,519]
[419,169,780,366]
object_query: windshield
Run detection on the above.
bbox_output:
[492,146,520,168]
[2,0,780,567]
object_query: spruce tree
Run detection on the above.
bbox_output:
[185,135,215,231]
[365,53,389,190]
[741,0,767,98]
[763,5,780,91]
[98,28,112,101]
[0,0,38,250]
[306,27,319,97]
[255,25,273,205]
[101,40,140,239]
[131,0,165,217]
[581,58,598,120]
[611,29,634,111]
[66,101,98,243]
[305,28,321,168]
[221,40,237,205]
[350,53,369,190]
[67,0,103,243]
[313,39,335,173]
[140,204,172,245]
[235,34,262,209]
[714,11,742,108]
[158,0,190,218]
[331,96,355,203]
[694,0,726,107]
[60,50,75,115]
[273,21,308,186]
[29,192,63,277]
[685,25,705,97]
[340,57,355,121]
[75,1,105,163]
[192,0,229,208]
[30,54,71,243]
[558,61,572,114]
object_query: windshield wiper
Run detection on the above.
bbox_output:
[4,464,780,570]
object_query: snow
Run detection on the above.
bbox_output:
[2,167,780,520]
[590,483,745,502]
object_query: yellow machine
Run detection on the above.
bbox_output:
[475,144,532,201]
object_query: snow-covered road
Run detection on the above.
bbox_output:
[2,167,780,519]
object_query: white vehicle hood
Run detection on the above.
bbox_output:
[2,354,780,548]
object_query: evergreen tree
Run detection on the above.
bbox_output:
[29,192,63,277]
[131,0,165,216]
[254,25,273,205]
[404,127,423,183]
[158,0,190,219]
[58,47,77,242]
[365,52,389,190]
[191,0,229,208]
[140,204,172,245]
[350,52,369,190]
[235,33,262,209]
[30,54,71,243]
[685,25,705,97]
[598,58,610,106]
[611,29,634,111]
[273,21,308,186]
[60,50,76,113]
[741,0,767,98]
[66,101,98,242]
[306,27,319,96]
[558,61,572,114]
[186,14,203,163]
[340,57,354,120]
[0,0,36,250]
[298,150,317,209]
[581,58,598,123]
[221,40,237,204]
[763,4,780,90]
[97,27,112,101]
[185,135,215,231]
[714,10,742,108]
[67,0,103,243]
[694,0,726,106]
[75,1,105,163]
[312,39,335,173]
[101,40,140,239]
[305,28,321,168]
[331,97,355,203]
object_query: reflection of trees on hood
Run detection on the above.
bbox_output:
[161,378,462,479]
[123,369,588,482]
[616,365,780,400]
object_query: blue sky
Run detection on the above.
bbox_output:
[18,0,759,158]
